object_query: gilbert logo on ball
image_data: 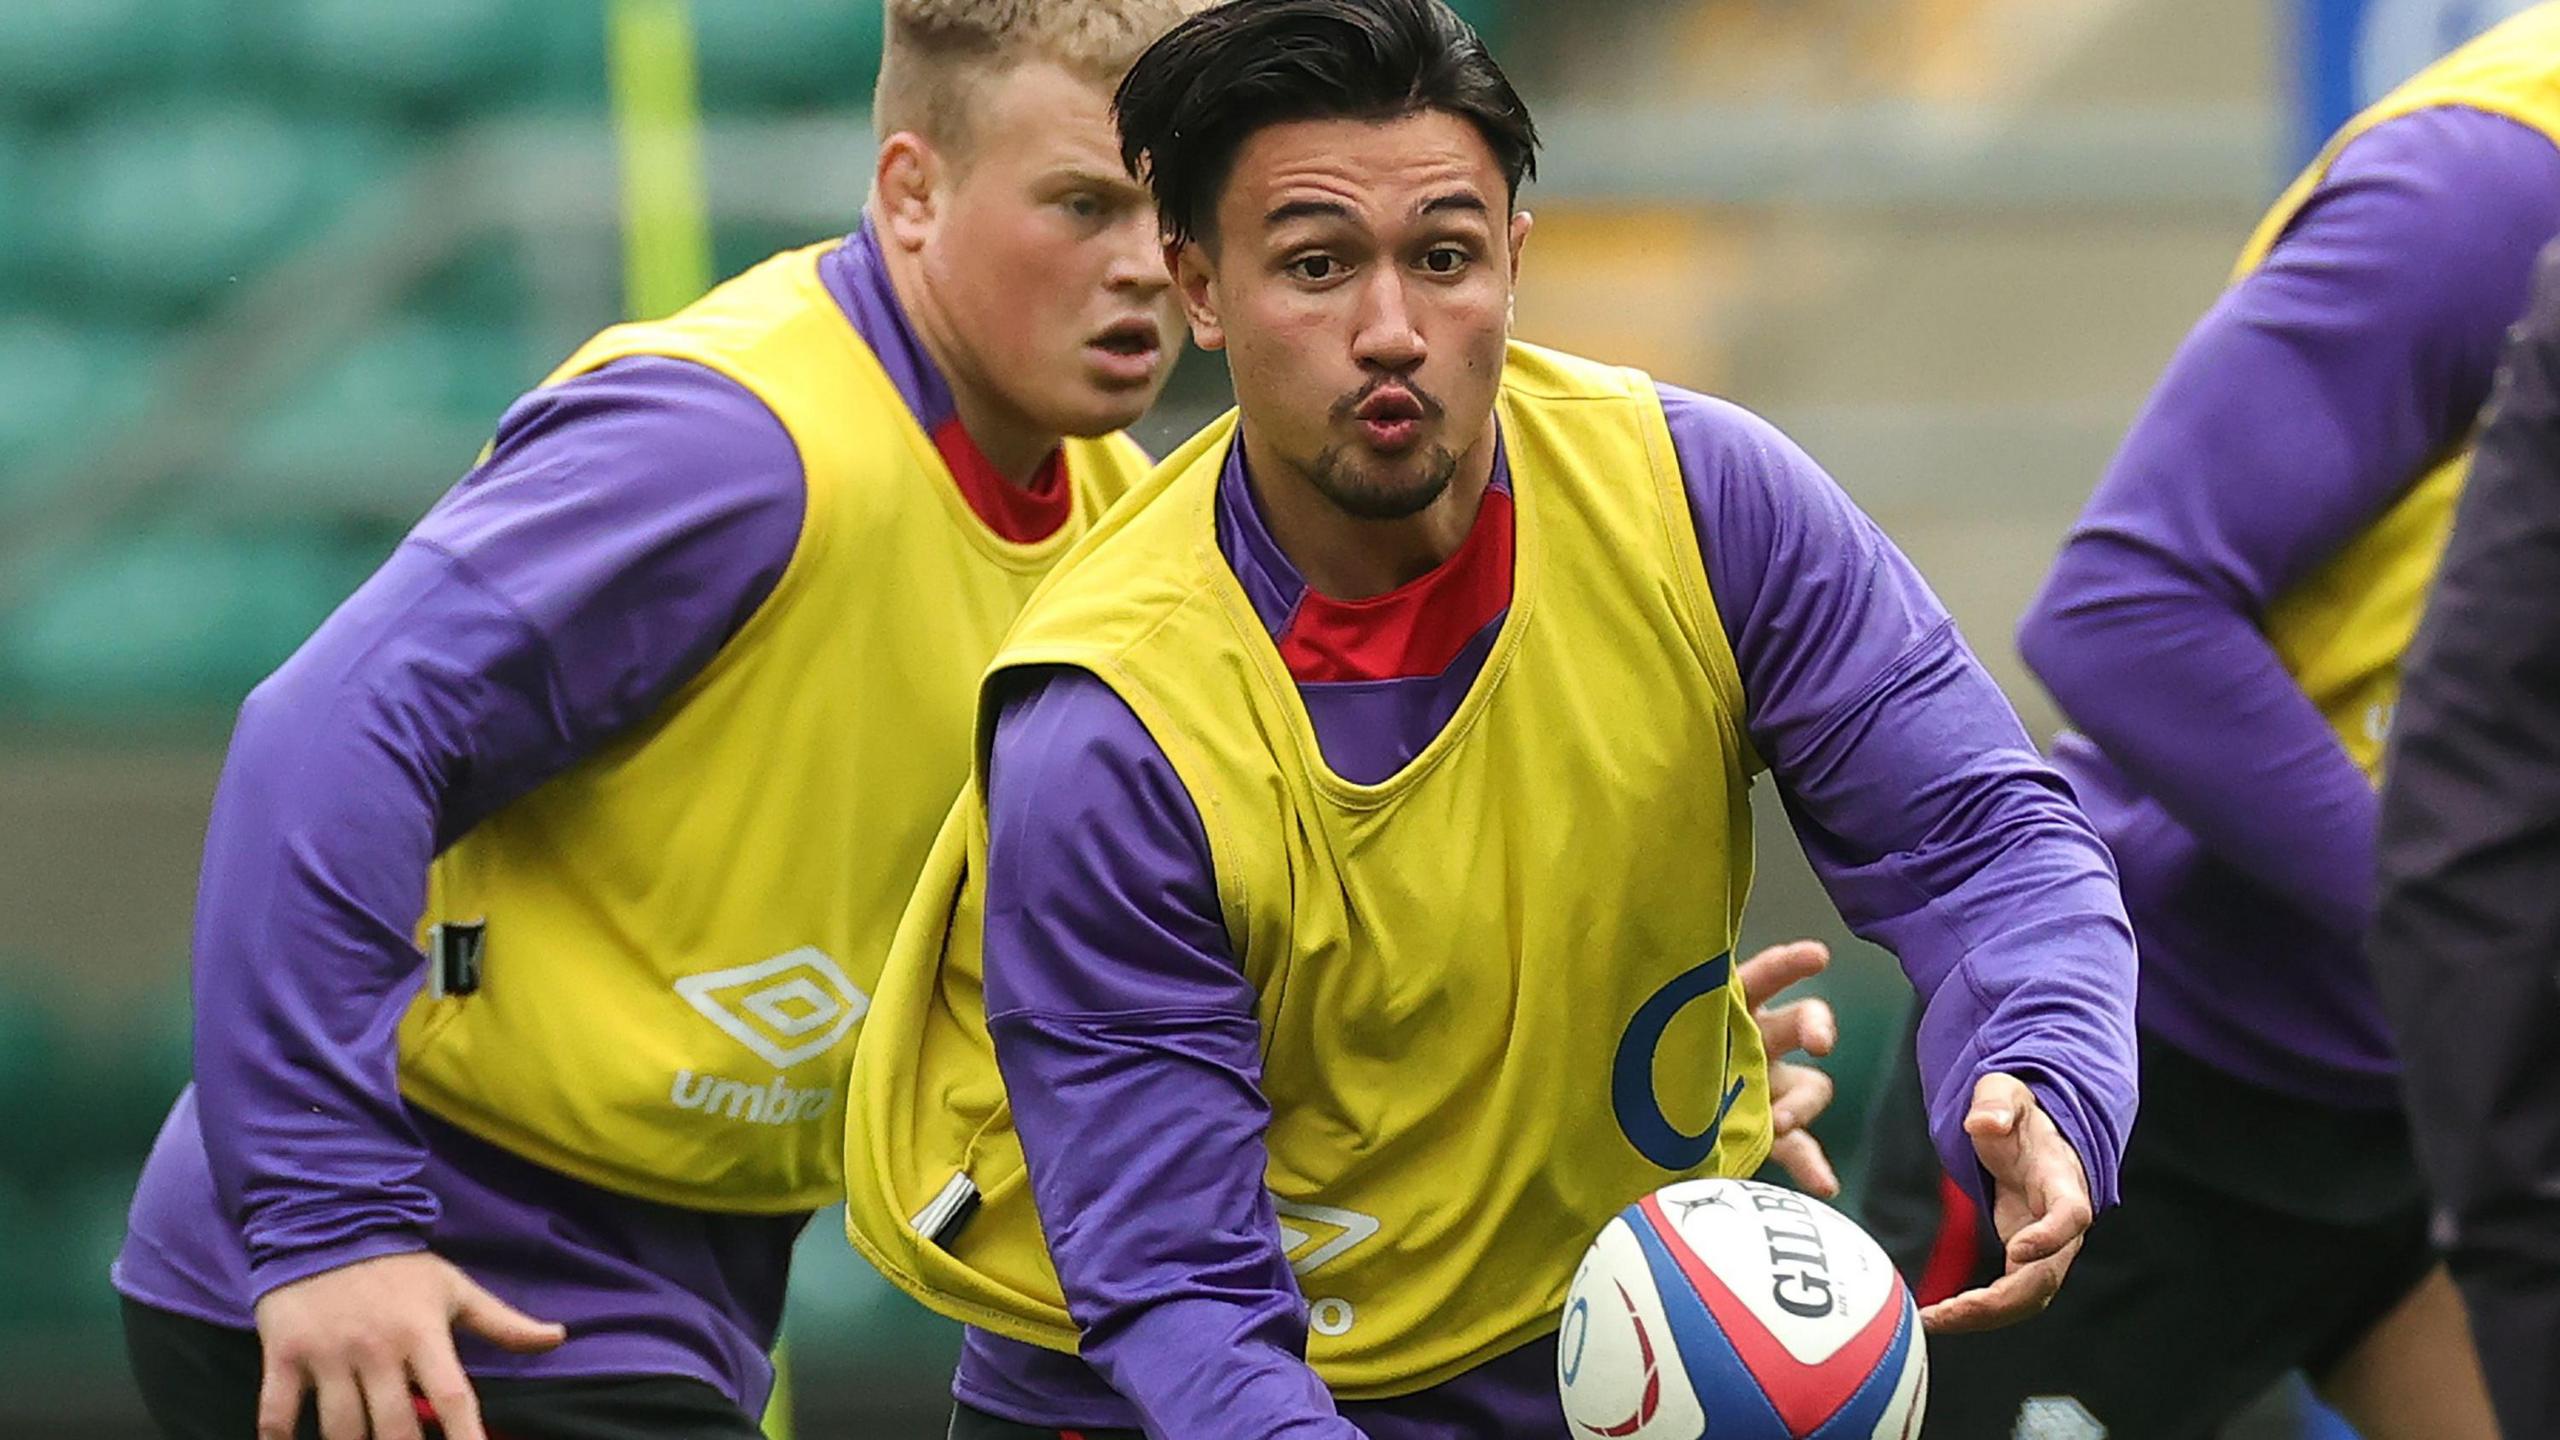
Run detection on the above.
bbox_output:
[1557,1178,1926,1440]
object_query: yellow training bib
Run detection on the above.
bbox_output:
[845,341,1770,1396]
[397,242,1150,1212]
[2244,4,2560,776]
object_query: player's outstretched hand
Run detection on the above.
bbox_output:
[1738,939,1840,1199]
[1918,1072,2093,1335]
[253,1249,566,1440]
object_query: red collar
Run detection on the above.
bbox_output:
[1276,487,1515,683]
[931,417,1072,544]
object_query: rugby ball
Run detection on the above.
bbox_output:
[1557,1178,1926,1440]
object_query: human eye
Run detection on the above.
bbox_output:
[1285,252,1346,283]
[1419,244,1473,276]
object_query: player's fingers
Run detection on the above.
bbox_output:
[1962,1072,2034,1142]
[1738,940,1829,1008]
[1963,1073,2038,1186]
[311,1362,369,1440]
[1917,1249,2069,1334]
[2004,1246,2075,1315]
[254,1355,308,1440]
[412,1344,488,1440]
[1756,998,1837,1060]
[1768,1129,1840,1199]
[1768,1062,1836,1134]
[2004,1190,2093,1266]
[453,1278,567,1354]
[359,1354,425,1440]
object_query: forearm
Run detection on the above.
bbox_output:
[196,544,645,1291]
[2020,107,2560,934]
[2019,541,2378,936]
[196,357,802,1293]
[1783,629,2138,1207]
[982,671,1364,1439]
[1095,1303,1361,1440]
[991,1010,1361,1440]
[193,563,465,1289]
[1663,383,2136,1207]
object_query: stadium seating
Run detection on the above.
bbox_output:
[0,0,1515,720]
[0,1178,43,1339]
[259,0,562,112]
[1445,0,1508,42]
[210,313,538,522]
[0,528,382,714]
[694,0,886,110]
[0,0,220,111]
[0,319,161,514]
[0,977,124,1343]
[0,978,66,1181]
[33,102,395,322]
[0,127,29,303]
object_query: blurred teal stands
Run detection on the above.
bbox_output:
[0,976,190,1347]
[0,0,858,724]
[0,0,1509,724]
[1446,0,1509,40]
[33,103,395,320]
[2,529,384,710]
[693,0,885,109]
[0,0,228,107]
[0,319,161,509]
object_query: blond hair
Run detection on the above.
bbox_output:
[875,0,1211,156]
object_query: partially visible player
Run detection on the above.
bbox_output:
[2375,240,2560,1440]
[837,2,2140,1435]
[109,3,1203,1438]
[1860,8,2560,1437]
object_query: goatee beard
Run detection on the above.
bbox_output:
[1309,443,1461,521]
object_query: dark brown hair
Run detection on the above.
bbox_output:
[1114,0,1539,248]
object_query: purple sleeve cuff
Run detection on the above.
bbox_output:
[196,356,805,1279]
[1660,384,2140,1210]
[1916,935,2133,1213]
[246,1228,434,1303]
[983,669,1362,1439]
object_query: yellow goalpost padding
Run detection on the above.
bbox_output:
[607,7,786,1436]
[607,0,716,322]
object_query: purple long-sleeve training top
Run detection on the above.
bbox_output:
[2018,107,2560,1108]
[113,224,977,1412]
[957,389,2140,1439]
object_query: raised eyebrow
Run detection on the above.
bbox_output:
[1418,192,1492,219]
[1264,197,1358,228]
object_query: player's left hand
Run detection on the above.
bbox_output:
[1737,939,1839,1199]
[1919,1072,2093,1334]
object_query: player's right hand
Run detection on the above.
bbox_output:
[1738,939,1841,1198]
[1918,1072,2094,1335]
[253,1250,566,1440]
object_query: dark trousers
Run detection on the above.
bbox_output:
[1860,1018,2437,1440]
[123,1298,766,1440]
[2443,1223,2560,1438]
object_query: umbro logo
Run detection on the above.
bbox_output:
[1274,1198,1382,1339]
[1274,1199,1381,1276]
[673,946,869,1069]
